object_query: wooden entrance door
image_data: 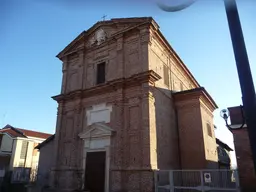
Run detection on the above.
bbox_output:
[84,151,106,192]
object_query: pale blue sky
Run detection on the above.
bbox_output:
[1,0,255,162]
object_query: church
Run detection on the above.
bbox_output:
[49,17,218,192]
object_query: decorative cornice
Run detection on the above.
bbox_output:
[52,70,161,103]
[173,87,218,112]
[78,122,115,139]
[56,18,155,60]
[56,31,86,59]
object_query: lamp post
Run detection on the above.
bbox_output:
[220,105,245,130]
[158,0,256,173]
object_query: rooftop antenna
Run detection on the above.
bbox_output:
[102,15,107,21]
[1,111,7,128]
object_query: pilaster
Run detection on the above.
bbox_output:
[50,101,64,189]
[148,89,158,169]
[54,101,64,168]
[111,88,125,170]
[77,49,84,90]
[61,56,68,94]
[139,26,150,72]
[116,34,124,78]
[141,83,157,169]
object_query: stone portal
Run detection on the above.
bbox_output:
[79,122,113,192]
[85,151,106,192]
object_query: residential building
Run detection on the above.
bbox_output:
[216,138,233,169]
[228,106,256,192]
[0,124,52,179]
[48,17,219,192]
[35,134,55,188]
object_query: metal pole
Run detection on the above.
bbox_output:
[224,0,256,173]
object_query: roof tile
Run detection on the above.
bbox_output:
[0,125,52,139]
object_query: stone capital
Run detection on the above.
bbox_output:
[62,60,68,72]
[57,102,64,113]
[140,34,150,44]
[77,49,84,56]
[142,91,155,102]
[138,25,150,34]
[74,106,82,114]
[116,40,123,51]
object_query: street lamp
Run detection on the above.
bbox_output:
[220,106,245,130]
[157,0,256,173]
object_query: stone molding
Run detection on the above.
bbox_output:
[52,70,161,103]
[173,87,218,112]
[79,123,115,139]
[57,19,154,59]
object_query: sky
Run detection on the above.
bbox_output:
[1,0,255,166]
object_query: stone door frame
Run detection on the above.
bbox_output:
[79,123,114,192]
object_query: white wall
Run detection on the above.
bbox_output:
[10,139,23,169]
[9,138,42,171]
[9,139,18,170]
[37,139,55,187]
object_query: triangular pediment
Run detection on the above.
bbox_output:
[56,17,157,59]
[78,123,114,139]
[56,31,85,59]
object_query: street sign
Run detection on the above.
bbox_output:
[204,173,211,183]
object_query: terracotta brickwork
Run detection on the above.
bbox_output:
[52,18,159,192]
[148,24,218,169]
[50,17,218,192]
[232,129,256,191]
[173,89,218,169]
[229,106,256,192]
[147,25,201,170]
[148,29,198,92]
[200,99,218,168]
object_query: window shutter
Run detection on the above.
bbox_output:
[20,141,29,159]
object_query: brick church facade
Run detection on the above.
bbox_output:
[50,17,219,192]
